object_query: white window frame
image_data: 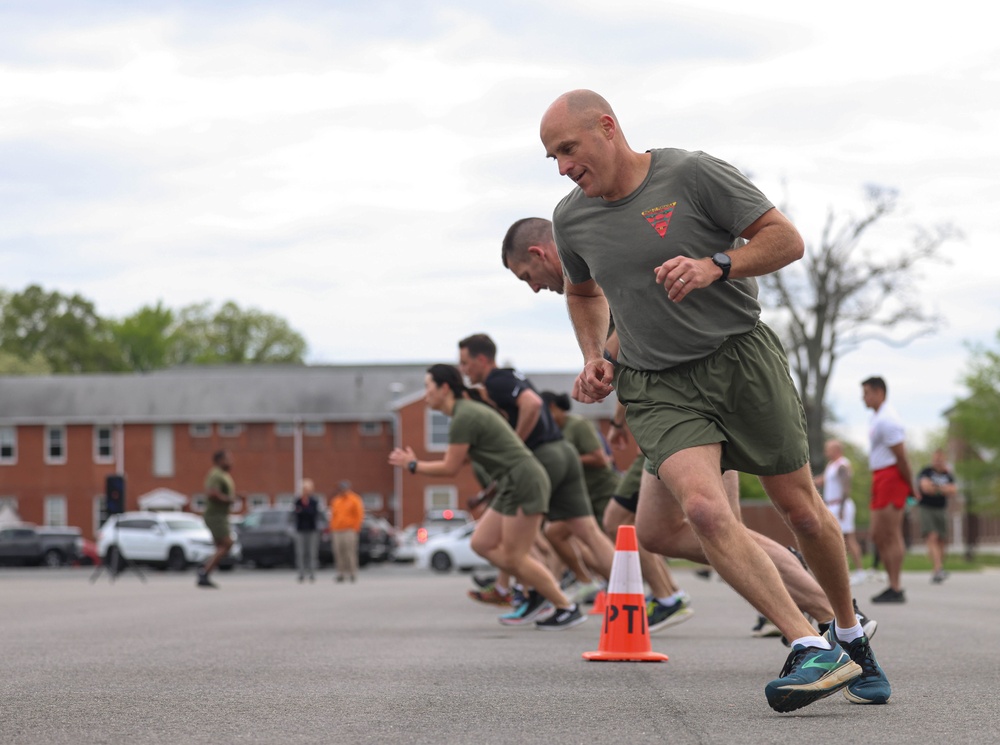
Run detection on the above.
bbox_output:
[423,485,457,512]
[45,425,67,465]
[275,422,295,437]
[153,424,175,478]
[44,495,67,526]
[425,410,451,452]
[0,496,18,512]
[218,422,244,437]
[275,492,296,508]
[358,421,383,437]
[361,492,384,511]
[0,426,16,465]
[248,493,270,511]
[189,423,212,438]
[93,424,114,464]
[304,422,325,437]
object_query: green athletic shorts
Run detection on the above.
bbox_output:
[918,505,948,538]
[533,440,594,521]
[491,456,551,517]
[203,512,231,545]
[614,322,809,477]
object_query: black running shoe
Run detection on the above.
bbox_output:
[535,604,586,630]
[871,587,906,604]
[196,572,218,589]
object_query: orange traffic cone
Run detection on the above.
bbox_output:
[589,590,607,616]
[583,525,668,662]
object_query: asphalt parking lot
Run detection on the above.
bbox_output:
[2,563,998,744]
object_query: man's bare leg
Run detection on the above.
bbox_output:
[636,469,835,621]
[761,467,857,629]
[649,444,816,642]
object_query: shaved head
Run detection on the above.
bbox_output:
[552,89,617,123]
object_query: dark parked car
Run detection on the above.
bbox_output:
[0,526,44,566]
[35,526,88,567]
[236,508,395,569]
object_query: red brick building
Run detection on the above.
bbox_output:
[0,365,620,536]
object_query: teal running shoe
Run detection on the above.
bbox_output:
[765,643,861,713]
[825,627,891,705]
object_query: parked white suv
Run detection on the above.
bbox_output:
[96,511,238,572]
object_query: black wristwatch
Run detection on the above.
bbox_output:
[407,460,417,474]
[711,252,731,283]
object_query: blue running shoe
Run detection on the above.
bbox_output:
[498,590,552,626]
[765,643,861,713]
[825,627,891,705]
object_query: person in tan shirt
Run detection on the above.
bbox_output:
[329,481,364,583]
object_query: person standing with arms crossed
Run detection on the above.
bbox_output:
[862,376,913,603]
[199,450,236,589]
[293,478,321,583]
[815,439,867,585]
[329,481,364,583]
[539,89,888,711]
[917,448,957,584]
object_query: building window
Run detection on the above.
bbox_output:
[275,492,296,508]
[218,422,243,438]
[362,492,384,511]
[424,486,457,512]
[0,427,16,464]
[45,426,67,464]
[275,422,295,437]
[44,496,67,526]
[359,421,383,437]
[189,423,212,438]
[304,422,325,437]
[153,424,175,477]
[248,493,270,511]
[94,425,114,464]
[0,496,18,513]
[425,410,451,452]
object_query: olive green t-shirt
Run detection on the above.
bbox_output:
[448,399,533,482]
[203,466,235,518]
[554,148,769,370]
[561,414,620,500]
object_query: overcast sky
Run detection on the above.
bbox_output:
[1,0,996,453]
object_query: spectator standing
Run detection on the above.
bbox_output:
[330,481,364,583]
[815,439,867,585]
[293,478,321,583]
[862,376,914,603]
[917,449,957,584]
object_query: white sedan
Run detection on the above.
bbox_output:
[414,522,492,573]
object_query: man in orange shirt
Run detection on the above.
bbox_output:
[329,481,364,583]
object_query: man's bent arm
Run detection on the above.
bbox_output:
[730,208,805,279]
[565,278,611,363]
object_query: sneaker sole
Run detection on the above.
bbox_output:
[649,607,694,634]
[843,686,891,705]
[536,614,588,631]
[766,661,862,713]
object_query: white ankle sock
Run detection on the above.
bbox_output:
[836,621,864,643]
[792,635,831,650]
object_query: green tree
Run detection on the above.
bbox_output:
[110,302,177,372]
[171,301,307,364]
[0,350,52,375]
[760,185,961,471]
[950,331,1000,515]
[0,285,125,372]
